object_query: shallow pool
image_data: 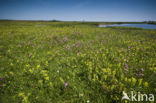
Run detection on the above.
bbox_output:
[99,24,156,29]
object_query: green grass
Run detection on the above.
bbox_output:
[0,21,156,103]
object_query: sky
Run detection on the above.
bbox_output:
[0,0,156,21]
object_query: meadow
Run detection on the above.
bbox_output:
[0,21,156,103]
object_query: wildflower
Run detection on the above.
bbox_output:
[126,59,129,62]
[47,51,51,55]
[112,70,116,76]
[37,65,40,68]
[26,64,30,68]
[49,82,53,87]
[45,61,48,66]
[124,77,127,82]
[131,77,137,86]
[29,69,33,73]
[2,84,6,87]
[17,60,19,63]
[22,96,28,103]
[9,72,14,75]
[63,37,68,43]
[103,75,107,80]
[128,78,131,83]
[140,68,144,71]
[64,83,68,87]
[8,32,11,34]
[10,63,14,66]
[138,79,143,86]
[29,53,32,57]
[56,70,59,73]
[66,45,71,50]
[0,77,3,80]
[44,76,49,81]
[18,92,24,97]
[38,80,42,85]
[124,68,128,72]
[79,93,84,97]
[43,73,48,77]
[60,77,64,83]
[18,44,22,48]
[73,41,81,48]
[8,49,11,53]
[87,100,90,103]
[144,82,149,88]
[124,59,127,62]
[118,63,121,67]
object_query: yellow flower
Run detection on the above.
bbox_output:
[49,82,53,87]
[60,77,64,83]
[41,70,47,73]
[8,49,11,53]
[26,64,30,68]
[128,78,131,83]
[124,59,126,62]
[17,60,19,63]
[102,69,107,73]
[138,79,143,86]
[2,84,6,87]
[37,65,40,68]
[144,82,149,88]
[29,69,33,73]
[118,63,121,67]
[9,72,14,75]
[43,73,48,77]
[22,96,28,103]
[131,77,137,86]
[112,70,116,76]
[45,61,48,66]
[103,75,107,80]
[47,51,51,55]
[45,76,49,81]
[10,63,14,66]
[124,77,127,82]
[18,92,24,97]
[38,80,42,84]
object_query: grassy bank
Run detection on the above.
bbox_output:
[0,21,156,103]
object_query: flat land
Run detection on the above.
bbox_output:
[0,21,156,103]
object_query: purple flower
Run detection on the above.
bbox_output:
[66,45,71,50]
[64,83,68,87]
[125,64,128,68]
[140,68,144,71]
[139,73,144,76]
[63,37,68,43]
[18,44,22,48]
[0,77,3,80]
[124,68,128,72]
[126,59,129,62]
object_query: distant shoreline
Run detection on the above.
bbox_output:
[0,20,156,25]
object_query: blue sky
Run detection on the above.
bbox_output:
[0,0,156,21]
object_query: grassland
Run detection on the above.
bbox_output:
[0,21,156,103]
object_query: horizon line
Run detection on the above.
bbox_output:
[0,19,156,22]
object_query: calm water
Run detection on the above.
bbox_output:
[99,24,156,29]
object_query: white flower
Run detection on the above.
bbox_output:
[57,70,59,73]
[87,100,89,103]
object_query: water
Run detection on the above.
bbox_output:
[99,24,156,29]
